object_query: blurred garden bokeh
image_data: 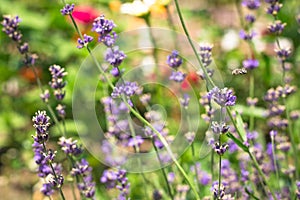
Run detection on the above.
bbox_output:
[1,0,300,199]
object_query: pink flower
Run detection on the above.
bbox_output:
[72,5,99,24]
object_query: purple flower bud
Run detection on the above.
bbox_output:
[32,110,50,143]
[77,34,93,49]
[105,46,126,67]
[166,50,182,68]
[241,0,261,10]
[239,30,256,40]
[92,15,115,36]
[199,44,213,67]
[128,135,144,147]
[266,2,282,16]
[208,87,236,107]
[110,67,120,77]
[268,20,286,34]
[245,14,256,23]
[274,47,291,61]
[269,130,277,138]
[60,4,75,15]
[180,94,190,109]
[169,71,186,83]
[243,59,259,70]
[40,90,50,103]
[18,42,29,54]
[1,15,22,42]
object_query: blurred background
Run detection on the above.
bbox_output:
[0,0,300,199]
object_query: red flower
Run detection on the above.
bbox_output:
[181,72,199,90]
[72,5,99,24]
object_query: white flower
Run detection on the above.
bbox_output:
[121,0,154,17]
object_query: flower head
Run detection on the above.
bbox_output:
[32,111,50,143]
[199,43,213,67]
[242,59,259,70]
[239,30,256,40]
[166,50,183,68]
[241,0,261,10]
[208,87,236,107]
[169,71,186,83]
[268,20,286,34]
[77,34,93,49]
[266,2,282,16]
[92,15,115,36]
[111,81,139,98]
[60,4,75,15]
[105,46,126,67]
[1,15,22,42]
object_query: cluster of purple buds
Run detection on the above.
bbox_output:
[245,14,256,23]
[1,15,38,65]
[40,90,50,103]
[1,15,22,42]
[221,160,240,194]
[166,50,182,68]
[166,50,186,83]
[180,94,190,109]
[242,58,259,70]
[268,20,286,34]
[32,111,64,196]
[111,81,139,98]
[71,159,96,199]
[92,15,117,47]
[199,44,213,67]
[144,110,170,149]
[266,2,282,16]
[77,34,93,49]
[274,47,292,62]
[211,121,229,135]
[211,181,233,199]
[101,168,130,199]
[169,71,186,83]
[49,64,67,101]
[60,4,75,15]
[239,30,256,40]
[58,136,83,156]
[241,0,261,10]
[207,87,236,107]
[214,142,229,156]
[199,92,215,123]
[105,46,126,67]
[191,162,211,186]
[32,110,51,143]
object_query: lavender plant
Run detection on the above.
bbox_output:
[2,0,300,199]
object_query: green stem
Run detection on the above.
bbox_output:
[191,143,201,192]
[152,139,174,200]
[271,136,280,190]
[144,16,159,77]
[173,0,215,88]
[249,71,255,131]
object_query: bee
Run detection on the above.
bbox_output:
[231,68,247,75]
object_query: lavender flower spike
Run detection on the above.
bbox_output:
[208,87,236,107]
[32,110,51,143]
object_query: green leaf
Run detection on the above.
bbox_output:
[226,132,249,152]
[235,111,247,141]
